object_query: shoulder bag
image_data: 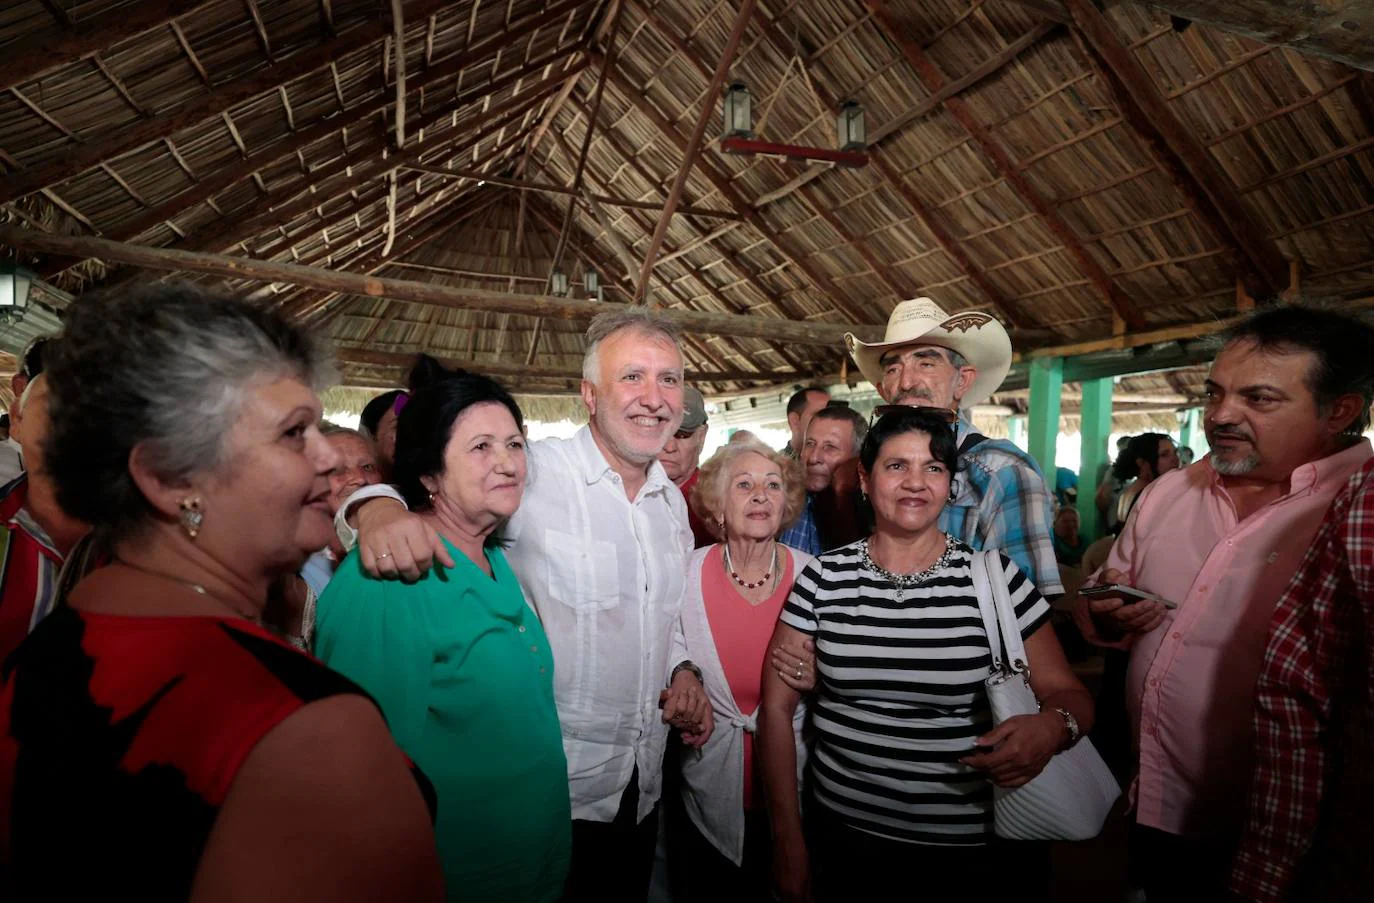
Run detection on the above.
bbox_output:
[970,549,1120,841]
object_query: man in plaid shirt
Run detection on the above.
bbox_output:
[1231,457,1374,902]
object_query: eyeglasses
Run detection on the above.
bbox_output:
[673,426,703,440]
[868,403,958,428]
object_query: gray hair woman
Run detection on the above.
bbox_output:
[673,436,813,900]
[0,283,441,901]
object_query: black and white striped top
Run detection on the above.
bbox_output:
[779,538,1051,846]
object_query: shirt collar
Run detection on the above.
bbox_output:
[3,480,59,559]
[1207,437,1373,496]
[571,424,672,496]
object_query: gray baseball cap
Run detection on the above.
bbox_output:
[680,386,708,431]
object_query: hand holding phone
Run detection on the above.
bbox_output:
[1081,569,1174,638]
[1080,583,1178,609]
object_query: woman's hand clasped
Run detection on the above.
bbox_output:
[659,670,714,748]
[959,711,1067,788]
[769,636,817,692]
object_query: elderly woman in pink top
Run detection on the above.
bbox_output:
[675,436,813,900]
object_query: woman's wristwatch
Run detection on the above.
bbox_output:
[1052,707,1081,749]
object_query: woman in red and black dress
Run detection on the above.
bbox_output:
[0,283,442,902]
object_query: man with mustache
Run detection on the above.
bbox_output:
[831,298,1062,594]
[1078,305,1374,902]
[777,404,867,556]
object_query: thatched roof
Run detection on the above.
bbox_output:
[2,0,1372,412]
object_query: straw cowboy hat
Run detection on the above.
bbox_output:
[844,298,1012,407]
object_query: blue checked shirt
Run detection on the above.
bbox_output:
[779,493,823,556]
[941,417,1063,595]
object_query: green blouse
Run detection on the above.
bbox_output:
[315,539,570,902]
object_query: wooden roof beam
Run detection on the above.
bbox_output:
[1062,0,1288,297]
[0,228,880,346]
[746,5,1032,328]
[403,165,743,219]
[97,44,585,250]
[866,1,1146,330]
[598,62,876,325]
[539,120,817,372]
[0,0,217,92]
[0,0,590,207]
[637,0,758,303]
[1129,0,1374,71]
[336,346,806,385]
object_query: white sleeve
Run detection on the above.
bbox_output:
[333,483,407,551]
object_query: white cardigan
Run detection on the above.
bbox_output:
[679,544,813,866]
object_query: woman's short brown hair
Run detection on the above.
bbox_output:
[690,437,806,536]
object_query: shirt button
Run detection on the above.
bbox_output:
[1172,632,1182,640]
[518,625,527,633]
[1149,678,1159,687]
[1268,553,1279,564]
[1199,585,1208,593]
[530,645,538,653]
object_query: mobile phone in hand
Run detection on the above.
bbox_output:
[1080,583,1178,609]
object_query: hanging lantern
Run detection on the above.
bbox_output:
[550,270,569,296]
[722,82,753,140]
[0,262,34,327]
[584,270,600,298]
[836,101,866,152]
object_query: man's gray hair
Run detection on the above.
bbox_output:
[582,308,683,382]
[44,281,334,538]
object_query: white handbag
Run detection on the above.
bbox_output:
[969,549,1120,841]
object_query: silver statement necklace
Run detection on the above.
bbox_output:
[859,535,953,601]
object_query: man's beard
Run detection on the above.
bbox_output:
[1210,451,1260,476]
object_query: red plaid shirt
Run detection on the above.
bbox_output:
[1231,457,1374,902]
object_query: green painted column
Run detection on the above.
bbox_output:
[1027,357,1063,478]
[1008,415,1027,449]
[1077,377,1114,540]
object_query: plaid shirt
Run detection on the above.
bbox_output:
[1231,458,1374,902]
[941,419,1063,595]
[779,493,822,556]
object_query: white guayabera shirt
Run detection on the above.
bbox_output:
[336,425,694,824]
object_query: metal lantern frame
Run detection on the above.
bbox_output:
[0,262,34,327]
[550,270,569,296]
[722,82,754,140]
[836,100,867,153]
[583,270,600,298]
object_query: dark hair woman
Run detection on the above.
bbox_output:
[314,355,570,902]
[757,407,1093,903]
[0,283,442,902]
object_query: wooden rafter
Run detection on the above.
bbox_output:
[865,1,1146,330]
[744,5,1032,329]
[335,347,806,385]
[535,137,811,376]
[401,166,742,219]
[1062,0,1288,297]
[637,0,758,303]
[0,0,217,93]
[0,227,879,347]
[87,44,587,253]
[0,0,589,207]
[599,62,876,325]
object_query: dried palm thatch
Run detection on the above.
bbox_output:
[0,0,1370,427]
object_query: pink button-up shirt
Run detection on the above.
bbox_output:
[1103,440,1372,840]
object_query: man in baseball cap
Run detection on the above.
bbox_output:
[832,297,1061,594]
[659,385,715,547]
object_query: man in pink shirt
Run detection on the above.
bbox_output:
[1078,305,1374,902]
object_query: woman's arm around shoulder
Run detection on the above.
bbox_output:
[191,693,443,903]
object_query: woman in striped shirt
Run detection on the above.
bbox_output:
[757,407,1093,902]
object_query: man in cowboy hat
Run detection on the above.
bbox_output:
[833,297,1063,594]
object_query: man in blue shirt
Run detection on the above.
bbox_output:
[779,404,866,555]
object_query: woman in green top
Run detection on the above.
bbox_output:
[315,357,570,902]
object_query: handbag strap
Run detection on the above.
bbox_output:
[971,549,1029,673]
[969,548,1005,671]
